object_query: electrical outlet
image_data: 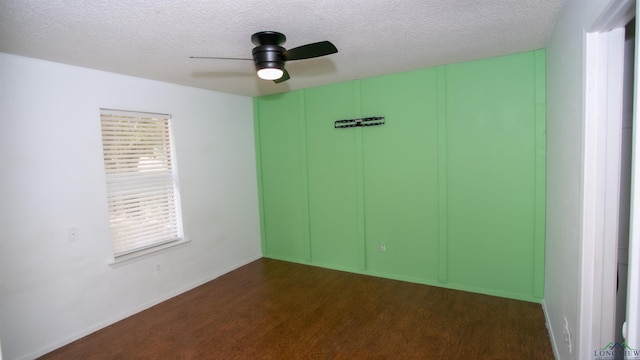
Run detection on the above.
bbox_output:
[67,227,79,242]
[563,316,573,354]
[380,243,387,252]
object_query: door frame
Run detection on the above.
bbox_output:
[579,0,636,358]
[626,4,640,349]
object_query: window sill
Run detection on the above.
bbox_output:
[108,238,191,266]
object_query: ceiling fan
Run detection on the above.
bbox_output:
[190,31,338,83]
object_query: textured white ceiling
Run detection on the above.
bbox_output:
[0,0,565,97]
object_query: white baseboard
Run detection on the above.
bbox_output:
[19,255,263,360]
[542,299,561,360]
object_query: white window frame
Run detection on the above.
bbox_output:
[100,108,186,263]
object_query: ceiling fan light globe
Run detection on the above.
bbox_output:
[257,68,284,80]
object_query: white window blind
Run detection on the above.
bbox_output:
[100,109,183,258]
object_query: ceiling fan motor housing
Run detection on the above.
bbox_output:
[252,44,286,72]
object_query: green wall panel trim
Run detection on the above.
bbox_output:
[298,90,312,262]
[253,97,266,255]
[255,49,547,302]
[533,49,547,298]
[436,66,448,284]
[354,80,367,271]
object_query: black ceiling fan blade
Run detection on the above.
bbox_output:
[189,56,253,61]
[284,41,338,61]
[273,68,290,84]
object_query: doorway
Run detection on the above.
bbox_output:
[615,17,635,346]
[579,1,636,357]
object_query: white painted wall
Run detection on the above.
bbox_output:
[545,0,622,359]
[0,53,262,360]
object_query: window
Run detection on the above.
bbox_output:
[100,109,183,259]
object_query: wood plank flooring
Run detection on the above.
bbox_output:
[39,258,554,359]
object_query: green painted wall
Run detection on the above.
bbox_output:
[254,50,546,302]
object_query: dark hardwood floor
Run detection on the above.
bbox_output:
[39,258,554,359]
